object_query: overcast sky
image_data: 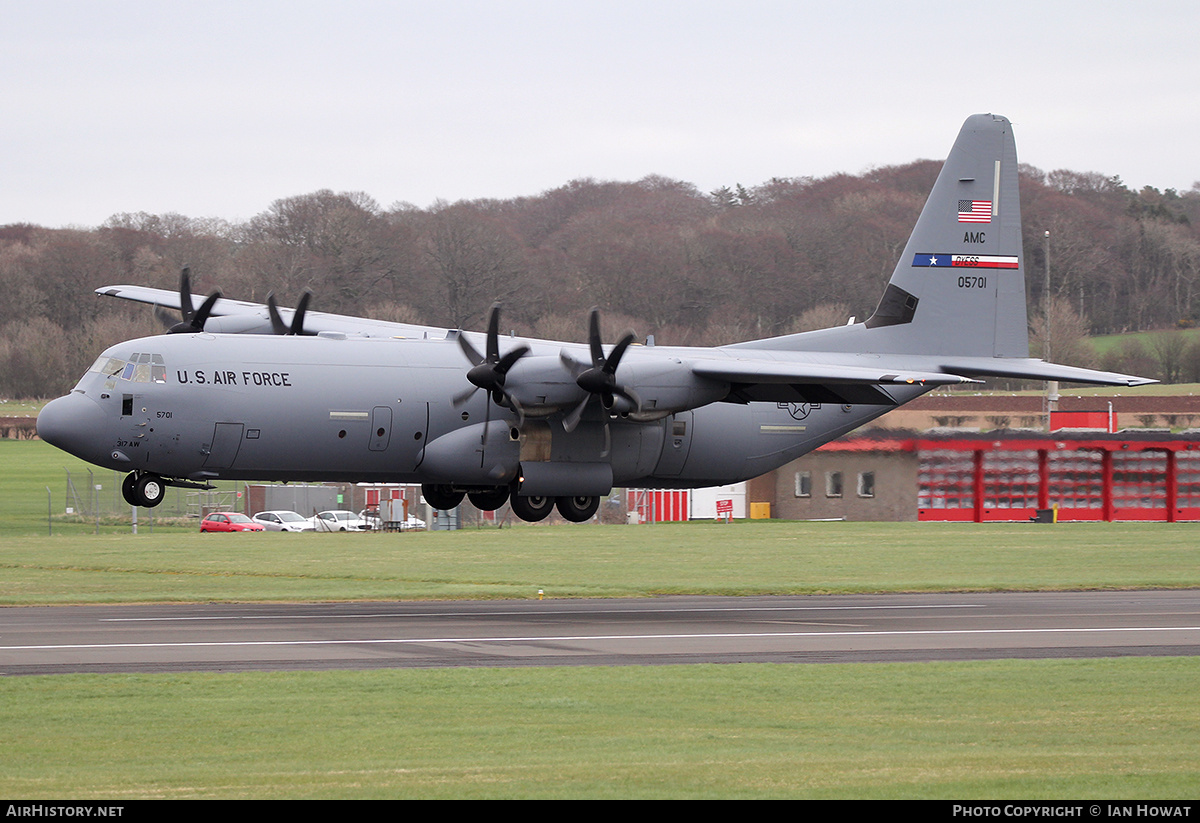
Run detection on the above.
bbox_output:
[3,0,1197,228]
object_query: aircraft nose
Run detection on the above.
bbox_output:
[37,393,108,462]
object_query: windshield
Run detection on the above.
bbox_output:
[277,512,304,522]
[228,514,253,523]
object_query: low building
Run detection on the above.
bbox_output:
[763,430,1200,522]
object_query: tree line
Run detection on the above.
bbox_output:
[3,162,1200,398]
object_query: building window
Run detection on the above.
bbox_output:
[795,471,811,497]
[857,471,876,498]
[825,471,843,498]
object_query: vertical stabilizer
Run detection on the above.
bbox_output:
[742,114,1028,358]
[861,113,1027,357]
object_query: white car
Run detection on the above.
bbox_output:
[309,510,373,532]
[252,510,314,532]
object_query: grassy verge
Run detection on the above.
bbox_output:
[2,520,1199,604]
[2,658,1196,798]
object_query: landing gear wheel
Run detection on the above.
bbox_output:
[556,495,599,522]
[510,493,554,522]
[135,474,166,508]
[121,473,139,507]
[422,484,464,511]
[468,487,510,511]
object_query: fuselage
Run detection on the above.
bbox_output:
[37,331,924,493]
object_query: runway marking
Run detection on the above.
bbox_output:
[97,604,987,622]
[4,625,1200,652]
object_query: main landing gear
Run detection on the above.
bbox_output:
[508,492,599,523]
[121,472,167,508]
[420,484,601,524]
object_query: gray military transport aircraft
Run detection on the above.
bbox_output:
[37,114,1153,522]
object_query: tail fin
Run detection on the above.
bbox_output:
[747,114,1028,358]
[729,115,1153,386]
[861,113,1027,357]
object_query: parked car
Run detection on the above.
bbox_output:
[252,510,315,532]
[358,508,381,530]
[200,512,265,532]
[309,510,372,532]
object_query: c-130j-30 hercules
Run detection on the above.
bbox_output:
[38,115,1154,522]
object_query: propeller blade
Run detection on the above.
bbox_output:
[587,308,605,367]
[457,332,485,367]
[562,395,590,433]
[486,302,501,364]
[496,387,526,428]
[452,385,478,408]
[495,344,530,377]
[190,291,221,329]
[179,267,195,321]
[154,305,177,331]
[267,294,288,335]
[267,291,313,335]
[291,291,312,335]
[605,332,636,374]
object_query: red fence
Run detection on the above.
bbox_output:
[916,436,1200,522]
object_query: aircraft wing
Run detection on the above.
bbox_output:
[689,356,979,406]
[96,284,444,339]
[692,358,976,387]
[688,352,1152,407]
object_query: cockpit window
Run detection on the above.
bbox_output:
[92,352,168,384]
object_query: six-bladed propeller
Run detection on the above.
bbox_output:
[452,303,531,426]
[560,308,641,433]
[156,267,222,334]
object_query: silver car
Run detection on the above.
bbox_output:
[252,510,315,532]
[309,510,373,532]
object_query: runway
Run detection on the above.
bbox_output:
[2,590,1199,675]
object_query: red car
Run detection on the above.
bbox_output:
[200,512,265,532]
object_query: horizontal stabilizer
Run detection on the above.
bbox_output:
[938,357,1157,387]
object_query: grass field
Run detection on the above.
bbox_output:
[3,438,1199,798]
[4,659,1197,799]
[1090,327,1200,357]
[3,519,1199,604]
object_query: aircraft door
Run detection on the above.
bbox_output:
[117,392,157,464]
[653,411,694,477]
[203,422,244,470]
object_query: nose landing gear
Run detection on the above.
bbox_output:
[121,472,167,508]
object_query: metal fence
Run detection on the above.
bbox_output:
[62,467,245,521]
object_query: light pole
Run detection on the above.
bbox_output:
[1044,230,1059,428]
